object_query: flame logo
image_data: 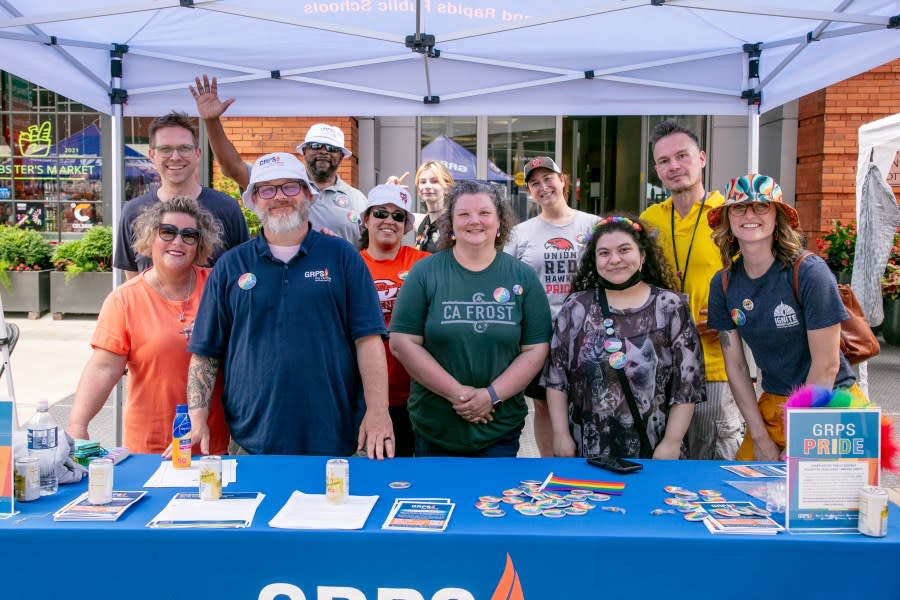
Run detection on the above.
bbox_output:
[490,554,525,600]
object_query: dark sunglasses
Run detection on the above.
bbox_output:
[371,208,407,223]
[254,181,307,200]
[306,142,342,153]
[157,224,200,245]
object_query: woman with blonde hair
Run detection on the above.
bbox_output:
[387,160,454,253]
[707,174,862,461]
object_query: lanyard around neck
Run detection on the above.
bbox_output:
[670,193,707,292]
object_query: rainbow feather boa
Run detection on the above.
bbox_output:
[785,385,897,472]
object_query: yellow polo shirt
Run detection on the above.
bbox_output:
[641,191,727,381]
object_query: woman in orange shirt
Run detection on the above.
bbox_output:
[359,184,430,456]
[67,197,231,455]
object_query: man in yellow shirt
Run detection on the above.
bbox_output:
[640,120,743,460]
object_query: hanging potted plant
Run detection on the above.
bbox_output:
[879,226,900,346]
[49,226,113,318]
[815,220,855,284]
[0,226,53,318]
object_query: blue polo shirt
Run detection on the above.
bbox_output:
[189,228,386,455]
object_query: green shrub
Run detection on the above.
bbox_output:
[0,227,53,270]
[214,177,260,237]
[51,226,112,277]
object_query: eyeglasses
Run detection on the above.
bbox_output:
[254,182,307,200]
[157,224,200,245]
[371,208,407,223]
[305,142,342,153]
[152,145,196,158]
[729,202,772,217]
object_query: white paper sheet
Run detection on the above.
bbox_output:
[143,460,237,488]
[146,492,264,528]
[269,491,378,530]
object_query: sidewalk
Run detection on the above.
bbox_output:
[3,312,897,487]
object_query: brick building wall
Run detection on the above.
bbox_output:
[211,116,360,189]
[797,59,900,245]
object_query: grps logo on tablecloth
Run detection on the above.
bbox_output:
[258,553,525,600]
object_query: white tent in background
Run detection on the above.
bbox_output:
[857,113,900,208]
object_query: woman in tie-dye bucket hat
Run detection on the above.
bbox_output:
[705,174,864,461]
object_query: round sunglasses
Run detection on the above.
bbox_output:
[157,224,200,245]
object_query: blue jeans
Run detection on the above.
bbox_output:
[414,428,521,458]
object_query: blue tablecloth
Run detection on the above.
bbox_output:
[2,455,897,599]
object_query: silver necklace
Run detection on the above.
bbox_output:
[151,269,196,322]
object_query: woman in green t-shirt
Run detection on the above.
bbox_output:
[390,180,552,457]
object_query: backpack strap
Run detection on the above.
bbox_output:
[791,251,814,305]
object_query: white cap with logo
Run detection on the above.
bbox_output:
[296,123,352,158]
[364,184,415,234]
[242,152,317,210]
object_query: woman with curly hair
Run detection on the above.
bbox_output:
[68,197,231,456]
[391,180,552,457]
[544,214,704,459]
[707,174,861,461]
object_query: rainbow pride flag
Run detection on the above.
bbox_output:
[539,472,625,495]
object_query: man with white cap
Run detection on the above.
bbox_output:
[186,152,394,458]
[190,75,367,244]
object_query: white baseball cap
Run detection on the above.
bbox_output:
[242,152,318,210]
[364,184,414,234]
[296,123,352,158]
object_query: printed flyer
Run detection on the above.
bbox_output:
[0,400,11,515]
[785,408,880,532]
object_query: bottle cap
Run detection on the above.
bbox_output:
[175,404,188,413]
[36,398,49,411]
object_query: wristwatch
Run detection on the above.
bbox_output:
[487,384,502,406]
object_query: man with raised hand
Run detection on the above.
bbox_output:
[190,75,367,245]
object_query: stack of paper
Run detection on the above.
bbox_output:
[269,492,378,530]
[697,501,784,535]
[54,491,146,521]
[382,498,455,532]
[143,460,237,488]
[146,492,264,528]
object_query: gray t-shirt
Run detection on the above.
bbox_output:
[504,210,599,318]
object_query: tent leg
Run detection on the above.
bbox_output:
[747,107,760,173]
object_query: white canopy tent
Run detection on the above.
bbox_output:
[0,0,897,436]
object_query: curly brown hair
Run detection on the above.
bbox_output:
[437,180,517,250]
[711,205,806,271]
[571,214,678,293]
[132,196,223,267]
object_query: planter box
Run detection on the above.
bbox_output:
[0,270,51,319]
[50,271,113,319]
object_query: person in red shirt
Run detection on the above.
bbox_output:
[360,185,429,456]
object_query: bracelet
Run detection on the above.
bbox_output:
[487,384,501,406]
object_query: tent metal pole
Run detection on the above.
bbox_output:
[0,0,213,29]
[747,107,760,174]
[110,46,127,447]
[663,0,888,26]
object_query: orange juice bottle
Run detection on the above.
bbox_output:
[172,404,192,469]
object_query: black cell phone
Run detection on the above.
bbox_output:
[586,455,643,474]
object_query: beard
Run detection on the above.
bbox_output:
[256,200,309,234]
[305,154,339,182]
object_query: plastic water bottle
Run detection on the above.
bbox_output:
[172,404,192,469]
[26,398,58,496]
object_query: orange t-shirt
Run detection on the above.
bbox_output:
[91,265,229,454]
[361,245,430,407]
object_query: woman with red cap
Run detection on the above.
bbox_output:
[707,174,863,461]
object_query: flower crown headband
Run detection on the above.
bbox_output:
[585,216,642,244]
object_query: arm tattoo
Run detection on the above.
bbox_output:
[187,355,220,410]
[718,330,732,350]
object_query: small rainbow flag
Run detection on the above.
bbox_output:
[539,472,625,495]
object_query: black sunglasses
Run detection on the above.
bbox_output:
[306,142,342,153]
[371,208,407,223]
[157,224,200,245]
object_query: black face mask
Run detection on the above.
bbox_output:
[597,269,643,291]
